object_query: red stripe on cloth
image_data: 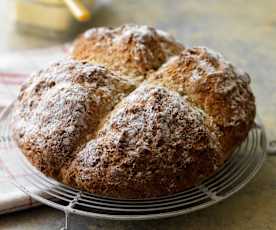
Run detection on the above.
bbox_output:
[0,72,27,78]
[0,78,24,85]
[62,45,69,53]
[0,72,27,85]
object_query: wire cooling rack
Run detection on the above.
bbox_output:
[0,104,274,230]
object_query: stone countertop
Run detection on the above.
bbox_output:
[0,0,276,229]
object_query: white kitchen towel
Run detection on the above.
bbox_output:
[0,46,67,214]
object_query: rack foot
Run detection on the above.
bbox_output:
[60,211,70,230]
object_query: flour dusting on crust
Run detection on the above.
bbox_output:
[12,25,256,198]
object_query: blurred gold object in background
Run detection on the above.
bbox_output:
[64,0,92,22]
[13,0,93,39]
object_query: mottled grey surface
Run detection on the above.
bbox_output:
[0,0,276,229]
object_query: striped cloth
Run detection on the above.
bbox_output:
[0,46,67,214]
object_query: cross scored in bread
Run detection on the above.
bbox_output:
[12,25,256,198]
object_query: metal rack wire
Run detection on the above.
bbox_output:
[0,104,273,230]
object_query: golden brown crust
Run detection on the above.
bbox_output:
[72,24,184,83]
[62,85,223,198]
[12,59,135,178]
[149,47,256,156]
[12,25,256,199]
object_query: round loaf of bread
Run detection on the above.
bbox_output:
[12,25,256,199]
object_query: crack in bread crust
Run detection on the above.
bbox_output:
[148,47,256,156]
[12,25,256,198]
[12,59,136,178]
